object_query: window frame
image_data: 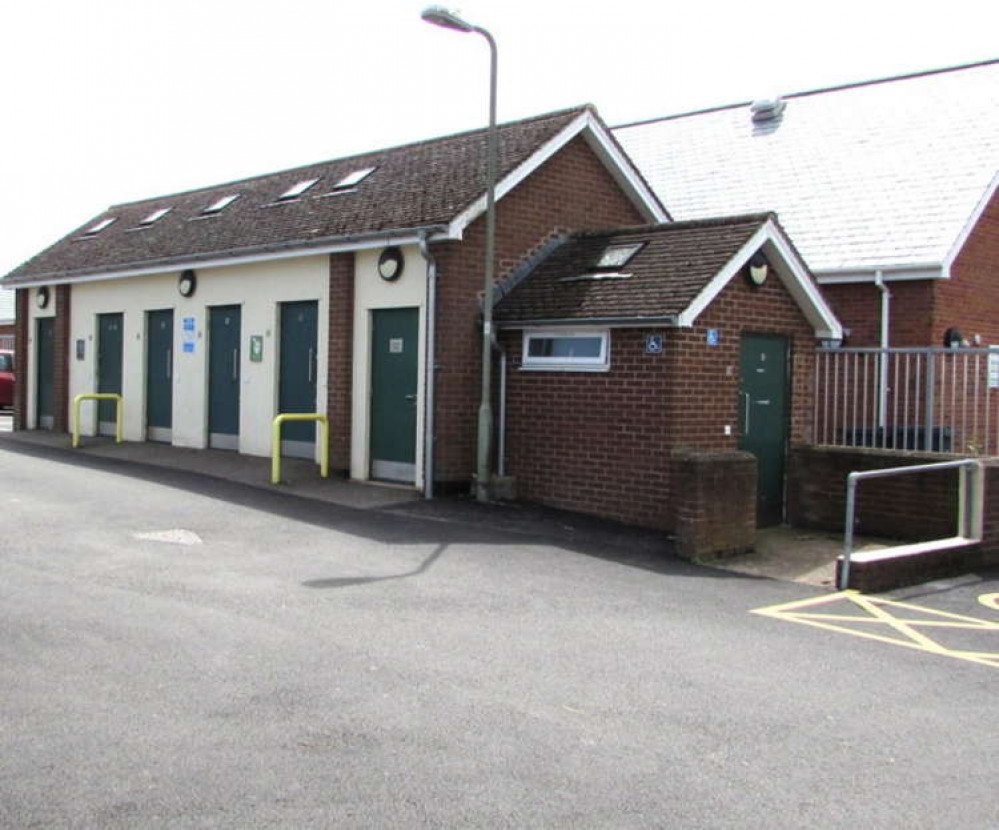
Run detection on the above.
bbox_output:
[521,328,610,372]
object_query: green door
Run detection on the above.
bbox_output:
[36,317,54,430]
[146,309,174,442]
[97,313,123,436]
[208,305,241,450]
[370,307,418,482]
[278,301,319,459]
[738,334,789,527]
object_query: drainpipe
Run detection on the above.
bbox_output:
[875,270,890,431]
[419,233,437,499]
[491,333,507,477]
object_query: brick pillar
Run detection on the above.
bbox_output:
[672,449,757,561]
[13,289,28,430]
[53,285,72,433]
[327,252,354,475]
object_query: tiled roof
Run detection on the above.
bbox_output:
[614,61,999,275]
[494,215,772,323]
[3,107,590,285]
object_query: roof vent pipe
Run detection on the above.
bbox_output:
[750,97,786,123]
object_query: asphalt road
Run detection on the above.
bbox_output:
[1,445,997,828]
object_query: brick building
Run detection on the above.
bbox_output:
[494,215,840,532]
[0,106,668,495]
[615,60,999,350]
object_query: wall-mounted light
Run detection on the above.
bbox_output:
[178,269,197,298]
[747,252,769,287]
[36,286,50,309]
[378,247,405,282]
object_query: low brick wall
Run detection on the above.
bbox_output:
[672,450,756,561]
[788,445,999,568]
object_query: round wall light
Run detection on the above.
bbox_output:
[378,247,405,282]
[36,286,50,309]
[747,252,769,287]
[178,269,197,298]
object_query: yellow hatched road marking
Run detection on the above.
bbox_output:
[980,593,999,611]
[752,590,999,668]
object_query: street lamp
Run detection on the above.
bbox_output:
[421,6,498,503]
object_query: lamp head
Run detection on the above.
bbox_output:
[421,5,475,32]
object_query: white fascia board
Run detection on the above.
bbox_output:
[676,219,843,340]
[4,231,450,289]
[816,265,944,284]
[447,112,667,239]
[943,170,999,278]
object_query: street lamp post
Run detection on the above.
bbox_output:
[421,6,498,503]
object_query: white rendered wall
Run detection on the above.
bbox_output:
[67,255,329,458]
[350,245,426,486]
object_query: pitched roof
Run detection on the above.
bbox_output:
[614,60,999,279]
[494,214,841,339]
[4,105,664,286]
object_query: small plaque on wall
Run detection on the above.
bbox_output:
[250,335,264,362]
[76,339,85,360]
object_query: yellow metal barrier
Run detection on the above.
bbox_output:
[72,393,124,448]
[271,413,330,484]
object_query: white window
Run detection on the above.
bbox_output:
[83,217,116,235]
[522,329,610,371]
[202,194,239,214]
[597,243,642,269]
[278,178,319,200]
[139,207,171,225]
[333,167,376,189]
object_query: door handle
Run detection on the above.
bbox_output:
[166,348,172,380]
[405,394,417,402]
[232,349,238,381]
[743,393,751,434]
[308,348,314,383]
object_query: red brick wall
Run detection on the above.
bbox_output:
[821,280,934,347]
[327,252,354,474]
[52,285,72,433]
[0,323,13,338]
[503,263,821,531]
[430,135,648,487]
[935,187,999,346]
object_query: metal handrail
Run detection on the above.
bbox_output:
[72,393,124,448]
[840,458,983,589]
[271,413,330,484]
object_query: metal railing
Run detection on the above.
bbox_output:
[839,459,983,589]
[72,393,123,448]
[815,346,999,456]
[270,413,330,484]
[0,334,13,351]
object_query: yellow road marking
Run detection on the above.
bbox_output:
[752,590,999,668]
[980,593,999,611]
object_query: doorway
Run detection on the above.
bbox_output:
[97,313,123,437]
[36,317,54,430]
[278,300,319,459]
[146,309,174,443]
[208,305,241,450]
[738,334,790,527]
[370,307,418,483]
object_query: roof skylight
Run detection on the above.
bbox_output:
[597,243,643,269]
[84,218,116,236]
[333,167,376,189]
[278,178,320,201]
[202,194,239,214]
[140,208,171,225]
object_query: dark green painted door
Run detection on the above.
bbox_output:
[36,317,54,429]
[738,334,789,527]
[370,307,418,482]
[278,301,319,458]
[97,313,123,436]
[209,306,241,450]
[146,309,173,442]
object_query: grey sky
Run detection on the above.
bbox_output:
[1,0,996,290]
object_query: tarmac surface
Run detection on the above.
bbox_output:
[0,416,851,587]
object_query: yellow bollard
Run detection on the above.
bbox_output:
[271,413,330,484]
[72,393,124,448]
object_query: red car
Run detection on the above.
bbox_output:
[0,350,13,409]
